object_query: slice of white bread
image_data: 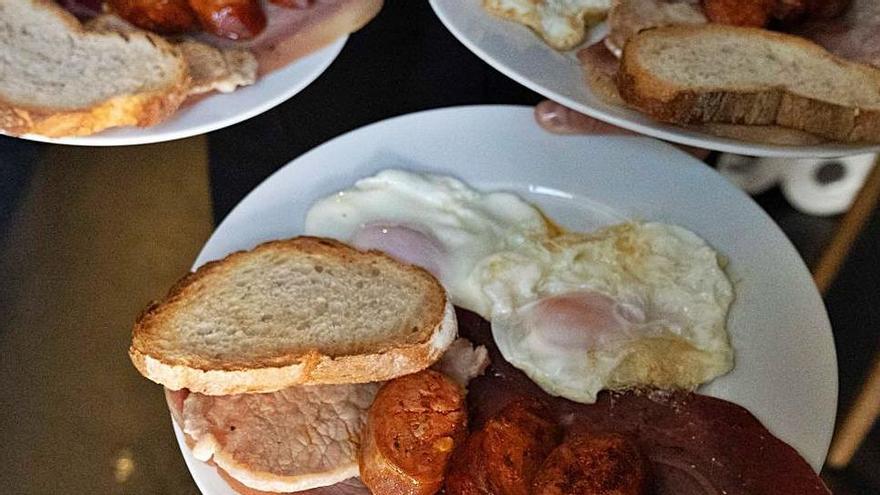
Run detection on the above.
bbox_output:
[618,25,880,143]
[0,0,189,137]
[131,237,456,395]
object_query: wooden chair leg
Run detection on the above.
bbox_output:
[814,160,880,469]
[827,353,880,468]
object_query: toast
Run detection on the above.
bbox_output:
[0,0,189,137]
[130,237,456,395]
[617,25,880,143]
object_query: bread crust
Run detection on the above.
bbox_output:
[131,237,457,395]
[617,25,880,143]
[0,0,189,137]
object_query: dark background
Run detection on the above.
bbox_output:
[0,1,878,493]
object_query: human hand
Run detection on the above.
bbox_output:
[534,100,711,161]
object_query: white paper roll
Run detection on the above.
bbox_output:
[780,154,877,216]
[717,154,784,194]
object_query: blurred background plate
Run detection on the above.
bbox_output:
[429,0,880,158]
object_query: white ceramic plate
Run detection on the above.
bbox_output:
[16,38,345,146]
[173,105,837,494]
[429,0,880,158]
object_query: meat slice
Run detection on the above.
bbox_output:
[532,433,650,495]
[605,0,706,56]
[180,383,380,493]
[445,399,562,495]
[702,0,774,26]
[359,370,467,495]
[432,338,489,388]
[792,0,878,67]
[456,308,831,495]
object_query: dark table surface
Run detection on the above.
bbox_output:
[1,1,879,494]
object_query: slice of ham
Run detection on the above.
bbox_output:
[792,0,880,67]
[432,338,489,388]
[456,308,831,495]
[605,0,706,56]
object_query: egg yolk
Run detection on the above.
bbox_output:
[351,223,446,278]
[521,291,644,350]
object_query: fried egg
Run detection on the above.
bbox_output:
[305,171,734,404]
[304,170,552,315]
[478,223,734,403]
[483,0,613,50]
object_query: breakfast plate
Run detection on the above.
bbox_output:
[17,37,345,146]
[429,0,880,158]
[173,105,836,494]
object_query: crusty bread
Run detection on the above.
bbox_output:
[617,25,880,143]
[86,14,257,96]
[577,40,826,146]
[0,0,189,137]
[131,237,456,395]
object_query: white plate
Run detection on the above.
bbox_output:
[429,0,880,158]
[16,38,346,146]
[174,105,837,494]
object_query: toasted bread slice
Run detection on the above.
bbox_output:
[0,0,189,137]
[131,237,456,395]
[617,25,880,143]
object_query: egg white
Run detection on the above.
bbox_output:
[304,170,551,314]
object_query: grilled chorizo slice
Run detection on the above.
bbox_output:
[188,0,266,40]
[360,370,467,495]
[108,0,199,33]
[532,433,650,495]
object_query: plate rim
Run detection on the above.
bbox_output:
[428,0,880,158]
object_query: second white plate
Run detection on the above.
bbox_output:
[429,0,879,158]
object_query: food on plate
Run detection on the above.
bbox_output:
[432,337,490,387]
[792,0,879,68]
[604,0,706,56]
[456,309,832,494]
[304,169,556,316]
[307,170,735,404]
[618,25,880,143]
[0,0,383,138]
[359,370,468,495]
[169,384,381,493]
[482,223,734,403]
[86,15,259,95]
[0,0,189,137]
[445,399,562,495]
[481,0,612,50]
[188,0,267,40]
[702,0,774,27]
[131,235,479,493]
[106,0,199,33]
[530,433,649,495]
[175,40,259,95]
[129,236,456,395]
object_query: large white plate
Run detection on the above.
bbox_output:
[174,105,837,494]
[15,38,345,146]
[429,0,880,158]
